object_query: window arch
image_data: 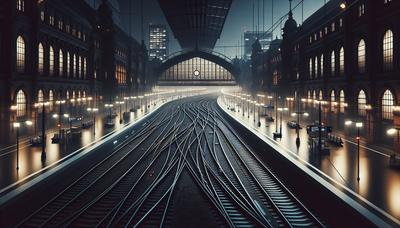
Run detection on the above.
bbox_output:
[16,36,26,72]
[59,49,64,77]
[383,30,393,71]
[16,90,27,117]
[309,59,313,79]
[358,90,367,116]
[37,89,44,103]
[331,50,335,76]
[67,52,71,77]
[38,43,44,74]
[49,90,54,110]
[66,90,70,100]
[382,89,394,120]
[358,39,366,73]
[73,54,76,78]
[320,54,324,77]
[339,47,344,75]
[49,46,55,76]
[314,57,318,79]
[339,90,345,113]
[330,90,336,110]
[319,90,323,101]
[313,90,317,100]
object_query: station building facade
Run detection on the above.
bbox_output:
[0,0,147,143]
[252,0,400,147]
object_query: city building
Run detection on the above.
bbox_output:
[252,0,400,149]
[149,24,168,61]
[244,31,273,60]
[0,0,148,144]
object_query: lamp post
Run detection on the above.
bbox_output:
[115,101,124,124]
[257,94,265,126]
[34,101,49,160]
[291,111,309,146]
[55,100,66,135]
[278,107,289,136]
[345,120,363,181]
[87,108,99,135]
[13,120,33,170]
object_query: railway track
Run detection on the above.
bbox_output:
[14,96,326,228]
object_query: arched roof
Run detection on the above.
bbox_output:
[158,49,240,77]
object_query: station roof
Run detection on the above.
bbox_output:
[158,0,232,50]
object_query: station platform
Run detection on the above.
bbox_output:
[218,96,400,227]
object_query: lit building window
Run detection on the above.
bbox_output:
[319,90,323,100]
[49,90,54,110]
[307,90,311,99]
[358,39,366,73]
[358,4,365,17]
[314,57,318,79]
[59,50,64,77]
[38,43,44,74]
[17,0,25,12]
[309,58,313,79]
[16,90,27,117]
[37,89,44,103]
[320,54,324,77]
[331,51,335,76]
[83,58,87,79]
[16,36,26,73]
[67,52,70,77]
[313,90,317,100]
[66,90,70,100]
[339,47,344,75]
[383,30,393,71]
[382,89,394,120]
[78,56,82,79]
[49,46,55,76]
[358,90,367,116]
[73,54,76,78]
[339,90,345,113]
[330,90,336,110]
[273,70,279,85]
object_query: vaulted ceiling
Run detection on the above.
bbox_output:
[158,0,232,50]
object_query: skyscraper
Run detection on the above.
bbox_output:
[149,24,169,60]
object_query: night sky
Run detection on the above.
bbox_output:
[99,0,329,58]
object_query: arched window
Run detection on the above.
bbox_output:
[16,36,26,72]
[309,58,313,79]
[358,39,366,73]
[382,90,394,120]
[73,54,76,78]
[339,47,344,75]
[67,52,70,77]
[313,90,317,100]
[66,90,70,100]
[78,56,82,78]
[37,89,44,103]
[38,43,44,74]
[319,90,323,101]
[307,90,311,99]
[83,91,86,98]
[16,90,27,117]
[330,90,336,110]
[49,90,54,110]
[273,70,279,85]
[358,90,367,116]
[383,30,393,71]
[314,57,318,79]
[78,91,81,98]
[331,51,335,76]
[59,49,64,77]
[49,46,55,76]
[83,58,87,79]
[320,54,324,77]
[72,91,76,99]
[17,0,25,12]
[339,90,345,113]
